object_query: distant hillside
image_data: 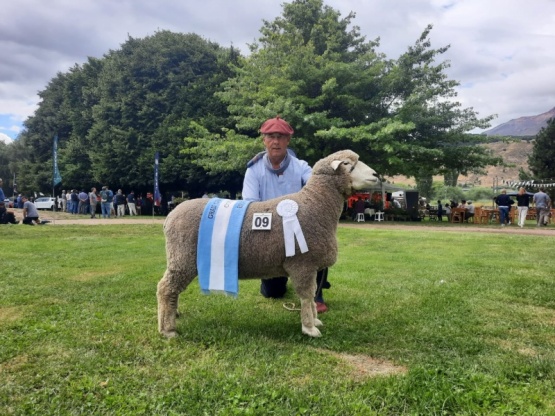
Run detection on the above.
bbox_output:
[484,107,555,137]
[391,140,533,188]
[462,141,532,187]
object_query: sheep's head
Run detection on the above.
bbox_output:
[312,150,379,197]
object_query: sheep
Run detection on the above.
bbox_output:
[157,149,378,338]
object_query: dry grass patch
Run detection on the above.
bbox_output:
[0,306,24,325]
[316,348,407,381]
[494,339,538,357]
[69,268,125,282]
[0,354,28,373]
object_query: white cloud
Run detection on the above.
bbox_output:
[0,0,554,134]
[0,132,14,144]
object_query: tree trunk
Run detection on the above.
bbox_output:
[415,172,433,199]
[443,170,459,187]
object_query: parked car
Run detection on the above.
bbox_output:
[3,197,15,208]
[34,197,56,210]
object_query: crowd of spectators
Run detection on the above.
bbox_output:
[56,187,163,218]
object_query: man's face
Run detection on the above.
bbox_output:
[263,133,291,161]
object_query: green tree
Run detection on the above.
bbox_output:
[187,0,414,175]
[528,118,555,181]
[14,31,239,196]
[187,0,500,199]
[87,31,238,194]
[0,141,10,184]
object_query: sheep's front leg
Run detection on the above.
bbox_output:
[290,271,323,337]
[300,298,322,337]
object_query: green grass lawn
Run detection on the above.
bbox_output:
[1,224,554,415]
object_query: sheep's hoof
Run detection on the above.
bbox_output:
[302,325,322,337]
[160,330,177,339]
[314,318,323,327]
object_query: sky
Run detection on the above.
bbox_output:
[1,0,555,144]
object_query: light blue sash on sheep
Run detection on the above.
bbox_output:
[197,198,252,296]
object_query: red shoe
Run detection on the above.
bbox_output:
[316,301,328,314]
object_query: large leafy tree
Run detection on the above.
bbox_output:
[14,31,239,196]
[186,0,499,199]
[185,0,411,175]
[85,31,239,194]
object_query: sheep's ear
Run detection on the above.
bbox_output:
[330,160,342,170]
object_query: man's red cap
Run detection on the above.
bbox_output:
[260,116,294,135]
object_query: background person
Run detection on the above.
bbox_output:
[0,201,18,224]
[60,189,67,212]
[127,191,137,215]
[21,196,42,225]
[516,187,531,228]
[353,197,366,220]
[0,182,18,224]
[437,200,443,221]
[465,201,475,222]
[242,116,330,313]
[494,189,514,227]
[65,190,71,212]
[444,203,451,221]
[70,190,79,214]
[0,178,5,203]
[78,189,88,214]
[89,187,98,218]
[533,187,551,227]
[100,186,113,218]
[115,189,126,217]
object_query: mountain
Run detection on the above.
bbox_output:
[483,107,555,137]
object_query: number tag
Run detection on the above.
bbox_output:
[252,213,272,230]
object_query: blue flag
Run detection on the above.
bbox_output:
[53,134,62,187]
[154,152,161,206]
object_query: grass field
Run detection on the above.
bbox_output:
[1,224,555,415]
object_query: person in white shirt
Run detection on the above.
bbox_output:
[465,201,475,222]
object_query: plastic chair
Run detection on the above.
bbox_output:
[356,213,365,222]
[374,211,384,222]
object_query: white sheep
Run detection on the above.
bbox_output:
[157,149,378,338]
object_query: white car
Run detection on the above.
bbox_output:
[34,197,56,210]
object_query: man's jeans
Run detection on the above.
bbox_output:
[101,202,111,218]
[537,207,550,226]
[498,206,509,224]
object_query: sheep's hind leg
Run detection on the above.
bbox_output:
[157,268,192,338]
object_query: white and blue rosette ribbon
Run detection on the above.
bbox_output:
[277,199,309,257]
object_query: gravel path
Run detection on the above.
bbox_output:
[340,222,555,236]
